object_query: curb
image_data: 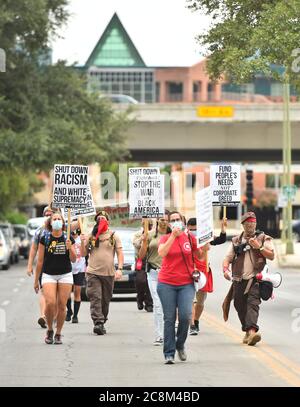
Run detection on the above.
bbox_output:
[274,239,300,269]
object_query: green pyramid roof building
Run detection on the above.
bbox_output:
[85,13,146,68]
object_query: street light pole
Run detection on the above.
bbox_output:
[283,77,294,254]
[281,82,287,243]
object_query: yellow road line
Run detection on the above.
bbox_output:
[202,311,300,387]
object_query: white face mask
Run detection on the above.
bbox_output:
[171,220,184,231]
[190,230,197,237]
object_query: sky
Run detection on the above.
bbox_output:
[51,0,211,67]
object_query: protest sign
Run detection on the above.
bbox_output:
[210,164,241,207]
[129,168,164,218]
[196,187,214,247]
[53,164,95,213]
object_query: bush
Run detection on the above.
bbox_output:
[4,211,28,225]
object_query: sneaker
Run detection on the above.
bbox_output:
[164,356,175,365]
[153,337,163,346]
[177,348,187,361]
[194,320,200,333]
[247,332,261,346]
[38,317,47,329]
[189,325,198,336]
[93,323,105,335]
[145,305,153,312]
[45,330,54,344]
[72,316,78,324]
[242,332,250,344]
[137,302,144,311]
[65,312,72,322]
[54,334,63,345]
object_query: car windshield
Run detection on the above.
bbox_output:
[13,226,26,238]
[114,230,136,252]
[27,218,44,232]
[0,225,10,239]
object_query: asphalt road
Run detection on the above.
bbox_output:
[0,244,300,387]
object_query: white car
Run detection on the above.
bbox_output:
[27,217,45,238]
[0,229,10,270]
[101,94,139,104]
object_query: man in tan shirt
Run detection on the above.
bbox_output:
[81,210,124,335]
[222,212,275,346]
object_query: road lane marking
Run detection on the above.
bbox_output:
[12,288,19,293]
[203,311,300,387]
[1,301,10,307]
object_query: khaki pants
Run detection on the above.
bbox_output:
[86,273,114,325]
[233,280,261,332]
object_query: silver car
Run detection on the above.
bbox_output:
[0,229,10,270]
[0,223,19,264]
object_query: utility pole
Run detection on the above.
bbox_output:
[283,77,294,254]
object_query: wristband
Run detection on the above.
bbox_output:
[259,246,264,252]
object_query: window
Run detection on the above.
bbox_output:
[294,174,300,187]
[167,82,183,101]
[266,174,282,188]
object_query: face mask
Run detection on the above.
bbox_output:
[171,221,184,231]
[190,230,197,237]
[52,219,63,231]
[243,223,256,237]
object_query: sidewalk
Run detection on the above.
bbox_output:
[274,239,300,268]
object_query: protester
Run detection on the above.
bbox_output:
[66,226,86,323]
[27,205,53,328]
[132,220,154,312]
[187,217,227,335]
[81,210,124,335]
[138,211,170,345]
[222,212,275,346]
[34,212,76,345]
[157,211,204,364]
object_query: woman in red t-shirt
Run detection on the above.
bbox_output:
[157,211,203,364]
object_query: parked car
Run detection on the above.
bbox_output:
[0,229,10,270]
[81,228,138,301]
[292,220,300,241]
[0,223,19,264]
[101,94,139,104]
[13,224,30,259]
[27,217,45,238]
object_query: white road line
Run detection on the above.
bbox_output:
[1,300,10,306]
[12,288,19,293]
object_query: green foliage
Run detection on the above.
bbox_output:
[4,211,28,225]
[188,0,300,86]
[0,1,131,216]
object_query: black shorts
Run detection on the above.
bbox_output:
[73,272,85,286]
[39,273,43,289]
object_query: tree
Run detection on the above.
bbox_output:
[187,0,300,86]
[0,1,131,216]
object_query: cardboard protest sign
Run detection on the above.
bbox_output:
[196,187,214,247]
[210,164,241,206]
[53,164,95,212]
[128,168,164,218]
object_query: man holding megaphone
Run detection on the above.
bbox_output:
[222,212,275,346]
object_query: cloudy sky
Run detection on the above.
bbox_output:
[52,0,211,67]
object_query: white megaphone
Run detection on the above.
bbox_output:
[256,265,282,288]
[194,271,207,292]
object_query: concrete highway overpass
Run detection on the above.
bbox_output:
[120,104,300,162]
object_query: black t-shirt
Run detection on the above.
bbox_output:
[40,233,75,275]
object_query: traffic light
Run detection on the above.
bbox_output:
[246,169,254,209]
